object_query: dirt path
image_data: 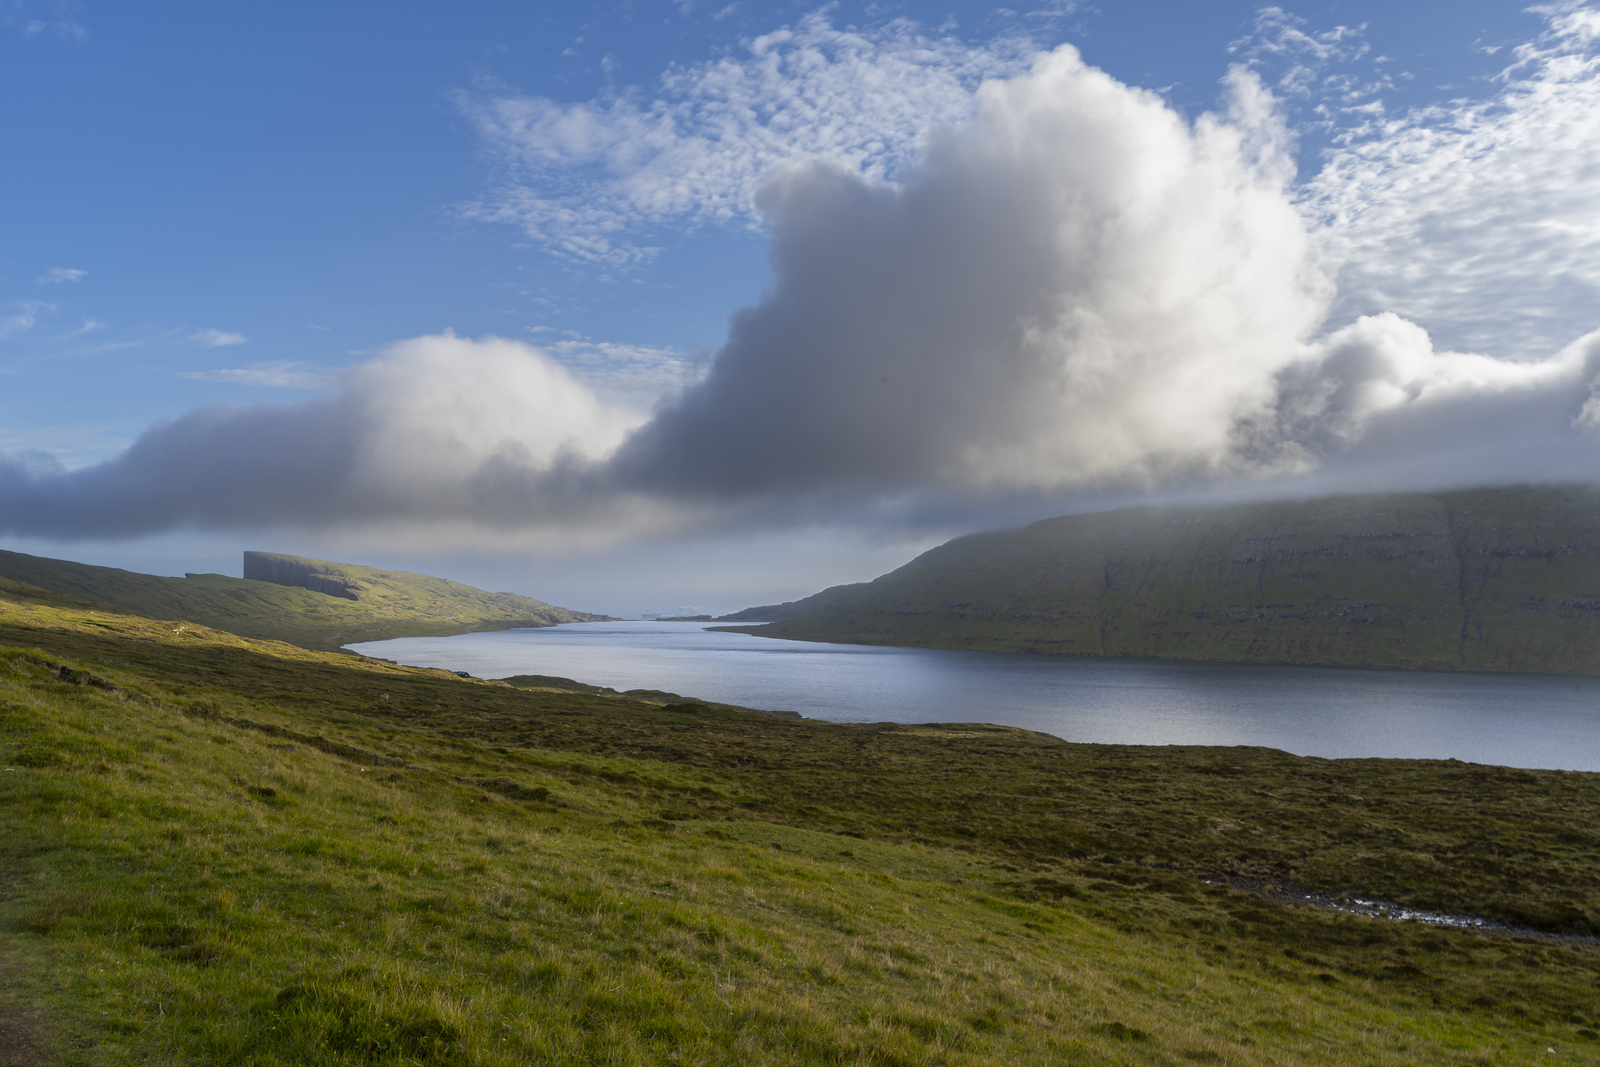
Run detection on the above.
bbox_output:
[0,933,56,1067]
[0,1005,53,1067]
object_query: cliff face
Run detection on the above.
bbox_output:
[244,552,362,600]
[718,486,1600,674]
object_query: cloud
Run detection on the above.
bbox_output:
[38,267,86,285]
[609,54,1324,499]
[0,313,36,341]
[1229,6,1373,101]
[0,302,50,340]
[0,48,1331,539]
[8,1,86,42]
[0,425,125,474]
[1306,3,1600,357]
[190,328,247,347]
[1236,314,1600,489]
[183,329,244,350]
[456,12,1036,263]
[0,333,649,539]
[539,339,699,412]
[56,318,104,341]
[8,11,1600,545]
[180,362,334,390]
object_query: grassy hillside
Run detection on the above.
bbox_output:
[3,589,1600,1063]
[0,549,609,652]
[720,485,1600,673]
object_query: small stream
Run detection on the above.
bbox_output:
[1203,877,1600,945]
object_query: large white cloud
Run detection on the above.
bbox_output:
[610,53,1325,497]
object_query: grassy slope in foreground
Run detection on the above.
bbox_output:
[720,485,1600,673]
[3,593,1600,1064]
[0,549,609,652]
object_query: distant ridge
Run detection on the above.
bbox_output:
[716,485,1600,674]
[714,601,813,623]
[0,548,612,651]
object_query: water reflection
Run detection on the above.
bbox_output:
[347,621,1600,772]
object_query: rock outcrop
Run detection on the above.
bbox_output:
[244,552,362,600]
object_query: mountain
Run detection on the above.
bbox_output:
[714,599,817,622]
[716,485,1600,674]
[0,548,611,650]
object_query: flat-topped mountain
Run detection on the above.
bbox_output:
[716,485,1600,674]
[244,550,365,600]
[0,548,611,650]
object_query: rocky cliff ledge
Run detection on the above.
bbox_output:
[244,551,363,601]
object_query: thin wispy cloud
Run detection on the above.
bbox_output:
[60,318,104,340]
[4,309,253,360]
[1307,3,1600,356]
[0,302,50,340]
[48,337,146,361]
[1021,2,1083,23]
[189,328,247,347]
[180,362,333,390]
[38,267,86,285]
[540,339,699,413]
[7,0,87,42]
[1230,6,1374,101]
[456,12,1037,264]
[0,313,36,341]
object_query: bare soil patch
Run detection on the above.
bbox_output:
[0,1004,54,1067]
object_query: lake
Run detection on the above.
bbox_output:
[346,622,1600,772]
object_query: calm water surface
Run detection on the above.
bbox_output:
[347,622,1600,771]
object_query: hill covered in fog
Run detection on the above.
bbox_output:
[718,486,1600,674]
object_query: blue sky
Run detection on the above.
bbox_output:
[4,1,1598,615]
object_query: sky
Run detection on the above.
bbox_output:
[4,0,1600,616]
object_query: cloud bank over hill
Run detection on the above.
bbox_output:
[0,335,653,539]
[6,7,1600,543]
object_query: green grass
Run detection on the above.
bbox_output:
[721,485,1600,674]
[0,549,608,652]
[3,593,1600,1064]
